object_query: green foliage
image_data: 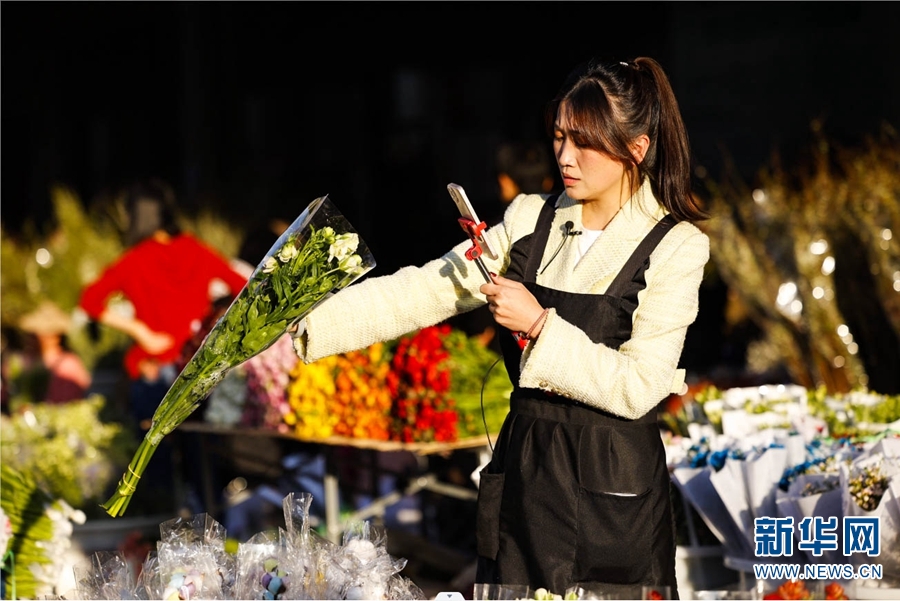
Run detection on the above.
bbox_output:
[805,385,900,437]
[0,396,137,512]
[1,462,86,599]
[443,328,512,437]
[0,186,130,371]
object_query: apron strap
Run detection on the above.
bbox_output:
[523,194,560,283]
[605,214,677,297]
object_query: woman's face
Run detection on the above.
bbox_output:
[552,108,628,205]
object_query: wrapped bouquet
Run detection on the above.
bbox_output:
[72,492,425,600]
[103,196,376,517]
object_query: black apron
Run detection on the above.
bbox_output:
[475,196,679,598]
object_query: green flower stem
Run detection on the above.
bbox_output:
[101,352,229,517]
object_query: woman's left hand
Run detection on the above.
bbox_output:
[480,274,545,334]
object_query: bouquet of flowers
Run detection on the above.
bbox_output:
[671,429,806,560]
[838,435,900,585]
[103,196,376,517]
[74,492,424,600]
[774,441,860,565]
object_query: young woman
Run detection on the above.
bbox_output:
[292,57,709,597]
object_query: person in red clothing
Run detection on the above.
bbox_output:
[79,179,248,427]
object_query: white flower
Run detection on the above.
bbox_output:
[262,257,278,273]
[329,233,360,263]
[0,507,10,557]
[277,242,299,263]
[321,226,337,244]
[338,254,363,274]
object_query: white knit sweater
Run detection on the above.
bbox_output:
[296,179,710,420]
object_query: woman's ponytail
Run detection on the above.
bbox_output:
[634,57,708,222]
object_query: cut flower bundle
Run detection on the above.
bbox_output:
[102,196,376,517]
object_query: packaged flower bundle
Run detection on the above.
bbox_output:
[387,324,459,443]
[103,196,376,517]
[323,521,415,600]
[774,441,860,565]
[838,434,900,586]
[278,491,331,599]
[671,429,806,561]
[132,513,235,600]
[233,530,290,600]
[671,437,757,559]
[73,491,425,600]
[73,551,140,600]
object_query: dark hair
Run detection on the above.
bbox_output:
[124,178,181,246]
[545,57,708,222]
[495,141,553,194]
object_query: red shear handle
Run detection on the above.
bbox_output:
[458,217,487,260]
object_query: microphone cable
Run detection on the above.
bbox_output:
[480,356,501,453]
[538,220,582,276]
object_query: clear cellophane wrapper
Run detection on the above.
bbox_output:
[73,550,141,600]
[325,521,415,600]
[278,492,332,599]
[151,513,234,600]
[72,492,425,600]
[234,529,291,600]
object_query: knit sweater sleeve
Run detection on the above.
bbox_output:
[297,195,545,363]
[518,223,710,419]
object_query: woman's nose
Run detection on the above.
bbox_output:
[556,140,573,167]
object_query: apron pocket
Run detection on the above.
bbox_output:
[573,487,652,585]
[475,470,505,560]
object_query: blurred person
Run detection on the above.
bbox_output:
[495,140,556,207]
[1,300,92,408]
[291,57,709,596]
[78,179,248,428]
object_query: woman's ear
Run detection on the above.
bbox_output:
[630,134,650,164]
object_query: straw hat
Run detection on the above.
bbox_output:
[18,300,73,335]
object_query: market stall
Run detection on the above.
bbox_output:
[174,421,491,544]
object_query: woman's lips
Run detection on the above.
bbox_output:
[562,176,579,186]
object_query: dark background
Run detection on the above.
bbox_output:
[3,2,899,376]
